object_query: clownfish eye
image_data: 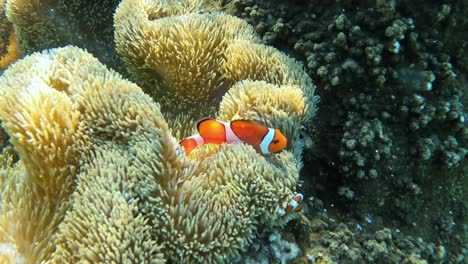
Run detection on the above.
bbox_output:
[273,139,280,144]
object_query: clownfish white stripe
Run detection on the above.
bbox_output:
[280,193,304,216]
[259,128,276,155]
[222,121,242,143]
[289,200,299,208]
[188,134,204,146]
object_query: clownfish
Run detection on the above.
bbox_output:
[281,193,304,216]
[179,118,287,156]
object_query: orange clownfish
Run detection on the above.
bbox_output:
[179,118,287,156]
[281,193,304,216]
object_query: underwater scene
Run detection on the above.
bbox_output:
[0,0,466,263]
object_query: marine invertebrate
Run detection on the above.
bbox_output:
[114,0,258,117]
[227,0,467,260]
[114,0,316,128]
[0,0,20,70]
[0,46,149,262]
[0,31,20,70]
[0,44,306,263]
[5,0,119,67]
[217,80,312,158]
[303,212,448,263]
[1,0,318,260]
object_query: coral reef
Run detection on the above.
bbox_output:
[0,0,20,70]
[218,80,312,157]
[235,196,451,263]
[297,199,449,264]
[5,0,119,67]
[239,230,301,264]
[0,122,17,169]
[224,0,467,261]
[2,0,466,262]
[114,0,316,134]
[0,0,315,257]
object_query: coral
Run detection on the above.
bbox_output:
[0,0,20,70]
[5,0,119,67]
[218,80,311,158]
[0,123,7,150]
[114,0,316,129]
[3,0,465,262]
[297,199,449,264]
[114,0,257,118]
[0,40,309,262]
[0,31,20,70]
[269,231,301,263]
[236,228,303,264]
[0,0,8,52]
[0,145,17,169]
[0,46,161,263]
[1,0,318,261]
[224,0,467,260]
[236,196,454,263]
[338,112,392,180]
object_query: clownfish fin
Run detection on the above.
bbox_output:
[231,119,266,127]
[196,117,215,132]
[197,118,226,144]
[230,120,269,150]
[180,138,197,156]
[179,134,204,156]
[281,193,305,216]
[295,206,302,213]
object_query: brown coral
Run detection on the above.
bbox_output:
[0,0,20,69]
[5,0,119,68]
